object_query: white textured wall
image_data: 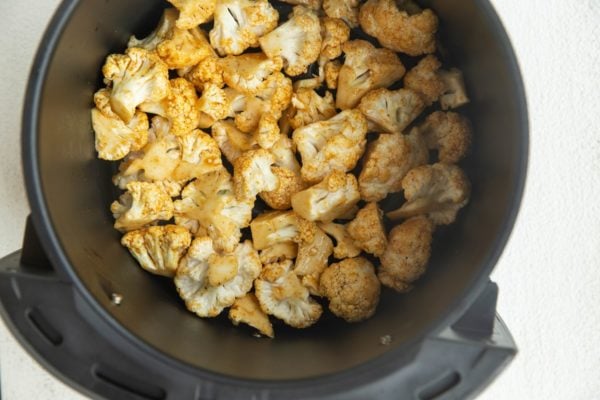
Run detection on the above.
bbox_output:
[0,1,598,399]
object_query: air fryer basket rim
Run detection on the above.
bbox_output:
[21,0,528,387]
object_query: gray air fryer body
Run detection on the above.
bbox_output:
[0,0,527,399]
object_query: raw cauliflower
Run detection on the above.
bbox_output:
[336,40,406,110]
[233,149,279,202]
[291,171,360,223]
[320,257,381,322]
[221,53,283,94]
[387,163,470,225]
[323,0,360,28]
[211,120,258,163]
[111,182,174,232]
[358,130,428,202]
[358,88,425,134]
[359,0,438,56]
[128,8,178,51]
[259,6,322,77]
[210,0,279,56]
[102,48,170,124]
[157,26,215,69]
[175,238,261,317]
[184,56,225,91]
[260,167,306,210]
[347,202,387,256]
[378,216,434,292]
[121,225,191,277]
[229,293,274,338]
[167,0,217,29]
[294,222,334,296]
[289,88,336,131]
[418,111,471,164]
[318,222,361,260]
[293,109,368,183]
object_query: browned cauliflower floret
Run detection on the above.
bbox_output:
[324,60,341,90]
[184,56,225,91]
[128,8,178,51]
[172,129,223,181]
[289,88,336,130]
[221,53,283,94]
[175,238,262,317]
[292,109,368,183]
[439,69,470,110]
[92,89,149,161]
[378,216,434,292]
[250,211,301,250]
[358,130,428,202]
[270,136,301,174]
[255,260,323,328]
[260,167,307,210]
[121,225,192,277]
[211,120,258,163]
[209,0,279,56]
[229,293,274,338]
[359,0,438,56]
[102,48,170,124]
[320,257,381,322]
[291,171,360,223]
[174,167,253,252]
[418,111,471,164]
[336,40,406,110]
[259,6,322,77]
[255,113,281,150]
[347,202,387,256]
[358,88,425,134]
[156,26,215,69]
[167,0,216,29]
[323,0,359,28]
[294,222,334,295]
[278,0,321,9]
[259,242,298,264]
[318,222,361,259]
[111,182,174,232]
[321,17,350,61]
[233,149,279,202]
[387,163,470,225]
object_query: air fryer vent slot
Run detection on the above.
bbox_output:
[25,307,63,346]
[91,364,166,400]
[416,370,461,400]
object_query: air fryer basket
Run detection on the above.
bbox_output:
[0,0,527,398]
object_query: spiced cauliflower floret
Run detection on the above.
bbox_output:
[175,238,261,317]
[418,111,471,164]
[347,202,387,256]
[229,293,274,338]
[358,88,425,134]
[294,222,334,295]
[92,89,149,161]
[320,257,381,322]
[336,40,406,110]
[259,243,298,264]
[255,260,323,328]
[270,136,301,174]
[233,149,279,202]
[278,0,321,9]
[167,0,216,29]
[172,129,223,181]
[323,0,360,28]
[184,56,225,91]
[121,225,192,277]
[221,53,283,94]
[111,182,174,232]
[438,69,470,110]
[196,83,231,125]
[293,109,368,183]
[291,171,360,223]
[289,89,336,131]
[378,216,434,292]
[358,130,428,202]
[321,17,350,61]
[324,60,341,90]
[260,167,307,210]
[102,48,170,124]
[128,8,178,51]
[359,0,438,56]
[259,6,322,77]
[211,120,258,163]
[209,0,279,56]
[318,222,361,259]
[387,163,470,225]
[250,211,301,250]
[156,25,215,69]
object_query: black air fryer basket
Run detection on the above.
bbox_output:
[0,0,528,399]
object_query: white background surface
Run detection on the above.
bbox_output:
[0,0,598,399]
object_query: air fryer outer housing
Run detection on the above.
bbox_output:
[0,0,528,399]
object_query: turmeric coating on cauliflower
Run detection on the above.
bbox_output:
[111,181,175,232]
[294,222,334,296]
[260,167,307,210]
[157,25,215,69]
[347,202,387,256]
[167,0,216,29]
[323,0,360,28]
[233,148,279,202]
[128,8,179,51]
[211,120,258,163]
[184,56,225,91]
[418,111,472,164]
[221,53,283,94]
[278,0,322,9]
[318,222,361,260]
[358,88,425,134]
[288,88,336,130]
[229,293,274,338]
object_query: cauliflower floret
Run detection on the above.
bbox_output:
[102,48,170,124]
[289,89,336,131]
[233,149,279,202]
[358,88,425,134]
[197,83,231,124]
[229,293,274,338]
[128,8,178,51]
[347,202,387,256]
[174,168,253,252]
[359,0,438,56]
[269,135,301,175]
[172,129,223,181]
[221,53,283,94]
[157,26,215,69]
[324,60,341,90]
[91,89,149,161]
[175,238,261,317]
[291,171,360,223]
[358,130,428,202]
[210,0,279,56]
[294,223,333,296]
[184,56,225,91]
[320,257,381,322]
[418,111,471,164]
[439,69,470,110]
[336,40,406,110]
[255,260,323,328]
[387,163,470,225]
[321,17,350,61]
[260,167,307,210]
[255,114,280,150]
[260,242,298,264]
[323,0,359,28]
[278,0,321,9]
[378,216,434,292]
[293,109,368,183]
[111,182,174,232]
[318,222,361,259]
[259,6,322,77]
[250,211,301,250]
[121,225,192,277]
[211,120,258,163]
[167,0,216,29]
